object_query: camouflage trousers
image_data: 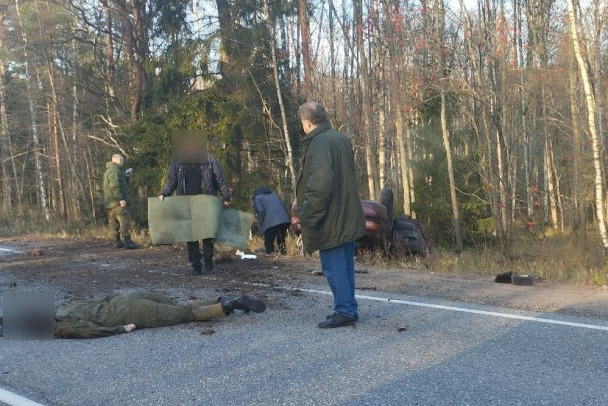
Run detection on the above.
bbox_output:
[107,206,131,240]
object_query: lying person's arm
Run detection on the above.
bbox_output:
[55,319,135,339]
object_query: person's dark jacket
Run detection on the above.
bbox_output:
[253,188,290,234]
[103,161,128,209]
[161,153,232,200]
[296,122,366,252]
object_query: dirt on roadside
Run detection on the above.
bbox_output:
[1,235,607,319]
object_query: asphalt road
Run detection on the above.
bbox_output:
[1,282,608,406]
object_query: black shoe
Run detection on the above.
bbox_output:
[192,268,203,276]
[124,237,140,249]
[327,313,359,322]
[220,295,266,314]
[318,313,355,329]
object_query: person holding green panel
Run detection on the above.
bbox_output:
[159,134,232,274]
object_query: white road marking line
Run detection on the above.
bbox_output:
[0,387,45,406]
[297,287,608,332]
[0,248,22,253]
[203,276,608,330]
[229,279,608,332]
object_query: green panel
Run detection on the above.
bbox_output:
[148,195,253,249]
[217,208,254,250]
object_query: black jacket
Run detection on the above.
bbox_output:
[161,153,232,200]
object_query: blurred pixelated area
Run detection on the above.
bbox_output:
[2,290,55,340]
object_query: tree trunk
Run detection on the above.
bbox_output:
[263,0,297,193]
[441,87,463,251]
[101,0,125,119]
[0,9,15,211]
[297,0,313,97]
[566,0,608,251]
[354,0,377,200]
[437,0,462,251]
[568,42,586,246]
[15,0,51,221]
[49,99,66,218]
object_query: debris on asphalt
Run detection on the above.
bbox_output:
[200,328,215,336]
[235,250,257,260]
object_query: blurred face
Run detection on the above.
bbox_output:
[172,130,208,164]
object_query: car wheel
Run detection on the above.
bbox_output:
[378,188,394,231]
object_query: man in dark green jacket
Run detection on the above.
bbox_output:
[54,292,266,339]
[296,102,366,329]
[103,154,139,249]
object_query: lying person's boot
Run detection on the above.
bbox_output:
[318,313,355,329]
[327,313,359,322]
[220,295,266,314]
[123,237,140,249]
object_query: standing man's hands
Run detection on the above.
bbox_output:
[119,200,127,208]
[223,199,232,209]
[158,195,165,202]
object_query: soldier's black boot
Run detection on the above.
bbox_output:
[114,234,124,249]
[220,295,266,314]
[123,237,140,249]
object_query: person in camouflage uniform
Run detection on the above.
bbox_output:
[103,154,139,249]
[54,292,266,339]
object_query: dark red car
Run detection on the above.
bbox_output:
[291,188,433,257]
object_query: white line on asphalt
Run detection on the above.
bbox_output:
[0,387,45,406]
[0,248,22,253]
[216,278,608,331]
[298,287,608,332]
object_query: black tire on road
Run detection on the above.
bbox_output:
[511,273,534,286]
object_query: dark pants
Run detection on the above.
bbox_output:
[187,239,214,270]
[107,206,131,240]
[319,241,357,317]
[264,223,289,254]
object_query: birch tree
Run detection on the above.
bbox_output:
[565,0,608,251]
[15,0,51,221]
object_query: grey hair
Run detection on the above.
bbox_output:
[111,154,124,164]
[297,102,329,125]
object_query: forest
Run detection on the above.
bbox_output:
[1,0,608,278]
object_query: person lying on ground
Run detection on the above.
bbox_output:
[52,292,265,339]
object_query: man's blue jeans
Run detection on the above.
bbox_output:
[319,241,357,317]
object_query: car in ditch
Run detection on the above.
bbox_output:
[290,188,433,257]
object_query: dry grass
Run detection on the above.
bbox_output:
[354,227,608,286]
